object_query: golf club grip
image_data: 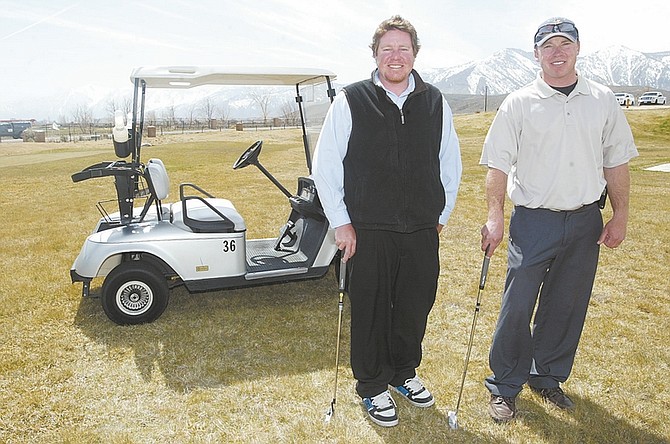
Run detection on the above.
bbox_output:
[479,255,490,290]
[338,260,346,292]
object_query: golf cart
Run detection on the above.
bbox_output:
[70,66,339,325]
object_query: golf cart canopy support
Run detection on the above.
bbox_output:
[127,66,337,174]
[130,66,337,88]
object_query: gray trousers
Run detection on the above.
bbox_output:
[485,203,602,398]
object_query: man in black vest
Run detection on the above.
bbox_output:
[313,15,462,427]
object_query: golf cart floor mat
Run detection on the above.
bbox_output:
[246,239,308,272]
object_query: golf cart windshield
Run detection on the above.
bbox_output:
[129,66,337,172]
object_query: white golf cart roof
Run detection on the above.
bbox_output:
[130,66,337,88]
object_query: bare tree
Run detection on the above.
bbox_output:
[188,104,198,126]
[72,104,93,135]
[57,113,68,126]
[279,98,298,126]
[121,96,132,117]
[250,91,273,125]
[146,110,157,126]
[105,97,133,122]
[218,102,230,129]
[162,104,177,129]
[106,99,117,122]
[200,97,216,128]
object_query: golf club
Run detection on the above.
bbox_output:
[324,259,347,423]
[448,249,491,430]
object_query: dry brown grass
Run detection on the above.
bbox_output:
[0,112,668,443]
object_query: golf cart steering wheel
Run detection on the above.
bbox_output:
[233,140,263,170]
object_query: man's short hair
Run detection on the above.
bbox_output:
[370,15,421,57]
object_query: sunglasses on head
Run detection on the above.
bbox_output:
[534,21,579,45]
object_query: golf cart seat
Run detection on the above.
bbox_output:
[171,183,246,233]
[146,159,170,201]
[139,158,171,222]
[144,158,244,233]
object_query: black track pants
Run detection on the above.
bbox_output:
[348,228,440,398]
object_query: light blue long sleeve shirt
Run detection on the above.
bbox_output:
[312,72,462,228]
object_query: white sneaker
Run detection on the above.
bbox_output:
[362,390,399,427]
[393,375,435,407]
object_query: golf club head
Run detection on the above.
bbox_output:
[324,404,334,423]
[447,410,458,430]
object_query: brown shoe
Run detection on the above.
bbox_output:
[530,386,575,410]
[488,394,516,422]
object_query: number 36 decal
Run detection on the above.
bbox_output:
[222,240,236,252]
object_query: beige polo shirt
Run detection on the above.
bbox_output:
[480,74,638,211]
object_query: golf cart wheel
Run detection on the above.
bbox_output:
[101,261,169,325]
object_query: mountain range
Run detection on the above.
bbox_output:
[4,45,670,121]
[422,45,670,96]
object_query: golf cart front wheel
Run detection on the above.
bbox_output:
[101,261,169,325]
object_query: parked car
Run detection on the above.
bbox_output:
[614,93,635,106]
[638,91,666,105]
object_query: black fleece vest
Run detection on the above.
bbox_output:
[343,72,445,233]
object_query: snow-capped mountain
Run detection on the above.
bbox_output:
[577,47,670,90]
[422,49,538,95]
[4,45,668,121]
[422,45,670,95]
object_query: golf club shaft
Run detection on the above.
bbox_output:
[454,251,490,413]
[330,291,344,405]
[327,260,347,418]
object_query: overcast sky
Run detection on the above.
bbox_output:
[1,0,668,117]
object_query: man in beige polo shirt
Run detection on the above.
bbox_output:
[479,17,638,422]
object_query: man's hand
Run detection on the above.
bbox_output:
[598,215,627,248]
[599,163,631,249]
[335,224,357,262]
[481,217,504,256]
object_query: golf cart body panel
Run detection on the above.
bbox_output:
[71,221,248,279]
[70,66,339,324]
